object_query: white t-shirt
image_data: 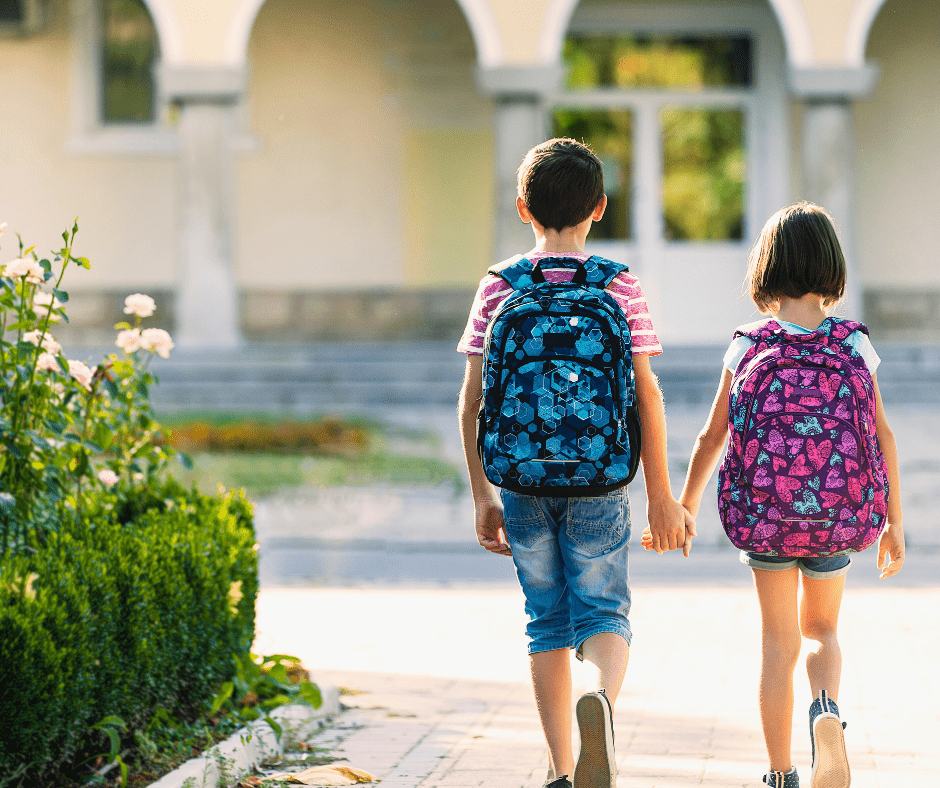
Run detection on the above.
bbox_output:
[723,319,881,375]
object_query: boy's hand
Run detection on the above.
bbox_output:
[475,499,512,556]
[646,496,696,555]
[877,519,905,579]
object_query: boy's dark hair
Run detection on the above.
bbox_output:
[748,202,847,312]
[517,138,605,231]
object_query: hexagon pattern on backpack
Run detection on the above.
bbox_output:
[477,256,641,497]
[719,318,889,556]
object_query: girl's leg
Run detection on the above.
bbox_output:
[799,574,845,700]
[531,648,575,779]
[753,567,802,773]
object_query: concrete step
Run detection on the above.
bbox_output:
[70,341,940,412]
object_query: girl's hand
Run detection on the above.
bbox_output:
[640,515,696,557]
[877,519,905,579]
[640,526,654,551]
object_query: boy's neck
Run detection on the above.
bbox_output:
[527,226,590,256]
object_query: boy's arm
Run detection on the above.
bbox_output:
[457,355,512,556]
[634,354,696,555]
[872,374,904,578]
[679,368,733,518]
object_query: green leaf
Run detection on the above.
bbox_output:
[55,308,69,324]
[113,322,132,331]
[0,492,15,512]
[261,694,291,710]
[178,452,194,470]
[264,716,283,742]
[75,257,91,270]
[94,423,114,451]
[299,681,323,709]
[208,681,234,716]
[83,440,103,453]
[238,706,260,721]
[136,380,149,398]
[56,356,69,373]
[63,434,82,445]
[52,288,69,303]
[74,449,89,478]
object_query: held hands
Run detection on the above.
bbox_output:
[642,498,697,557]
[474,498,512,556]
[877,519,905,579]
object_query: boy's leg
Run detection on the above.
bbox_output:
[579,631,630,704]
[531,648,575,779]
[799,573,846,699]
[752,566,802,774]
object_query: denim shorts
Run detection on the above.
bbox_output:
[740,550,851,580]
[500,488,632,655]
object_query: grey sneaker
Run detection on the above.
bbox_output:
[809,690,850,787]
[763,768,799,787]
[574,689,616,788]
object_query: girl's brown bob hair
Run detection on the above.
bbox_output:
[747,202,847,313]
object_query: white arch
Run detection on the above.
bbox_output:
[138,0,185,65]
[845,0,888,66]
[222,0,504,67]
[538,0,815,66]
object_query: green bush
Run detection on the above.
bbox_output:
[0,482,258,785]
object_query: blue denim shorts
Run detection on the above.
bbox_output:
[740,551,851,579]
[500,488,632,655]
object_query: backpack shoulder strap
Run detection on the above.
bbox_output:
[823,316,870,342]
[487,255,533,290]
[733,318,779,342]
[487,255,629,291]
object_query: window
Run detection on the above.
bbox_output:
[100,0,159,124]
[0,0,23,23]
[564,35,752,90]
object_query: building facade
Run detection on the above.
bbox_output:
[0,0,936,346]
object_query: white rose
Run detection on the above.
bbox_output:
[115,328,141,353]
[123,293,156,318]
[36,352,60,372]
[4,258,45,284]
[33,291,64,310]
[0,222,7,235]
[139,328,174,359]
[67,359,94,391]
[97,469,120,487]
[23,330,62,355]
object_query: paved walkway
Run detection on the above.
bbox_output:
[251,403,940,788]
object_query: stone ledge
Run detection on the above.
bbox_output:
[147,688,340,788]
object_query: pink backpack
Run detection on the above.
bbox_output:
[718,318,888,556]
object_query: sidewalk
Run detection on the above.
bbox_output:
[251,402,940,787]
[254,550,940,788]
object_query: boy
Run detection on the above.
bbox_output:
[456,138,694,788]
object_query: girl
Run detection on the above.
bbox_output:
[646,202,906,787]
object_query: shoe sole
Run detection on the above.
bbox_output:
[812,715,850,788]
[574,694,615,788]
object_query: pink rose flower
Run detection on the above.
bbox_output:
[97,469,120,487]
[4,258,45,285]
[116,328,142,353]
[23,330,62,355]
[67,359,95,391]
[36,352,60,372]
[123,293,156,318]
[139,328,174,359]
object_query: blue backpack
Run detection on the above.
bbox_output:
[476,255,641,496]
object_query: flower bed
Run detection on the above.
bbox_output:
[0,223,293,786]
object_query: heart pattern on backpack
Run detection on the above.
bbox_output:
[718,318,889,557]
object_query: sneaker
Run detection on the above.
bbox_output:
[544,777,572,788]
[809,691,850,787]
[763,768,799,787]
[573,689,616,788]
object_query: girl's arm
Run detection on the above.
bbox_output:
[634,354,697,555]
[872,374,905,578]
[679,368,733,518]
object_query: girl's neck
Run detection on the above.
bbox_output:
[771,293,829,330]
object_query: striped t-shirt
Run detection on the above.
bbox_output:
[456,251,662,356]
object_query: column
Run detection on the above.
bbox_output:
[790,66,879,319]
[162,67,246,348]
[476,66,565,263]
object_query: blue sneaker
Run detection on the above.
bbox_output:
[763,767,799,787]
[809,690,850,787]
[574,689,616,788]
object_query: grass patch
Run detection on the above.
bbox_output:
[156,412,463,497]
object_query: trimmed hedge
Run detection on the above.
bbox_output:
[0,481,258,786]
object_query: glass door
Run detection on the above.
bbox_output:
[550,5,790,343]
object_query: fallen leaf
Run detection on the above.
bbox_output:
[267,765,380,785]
